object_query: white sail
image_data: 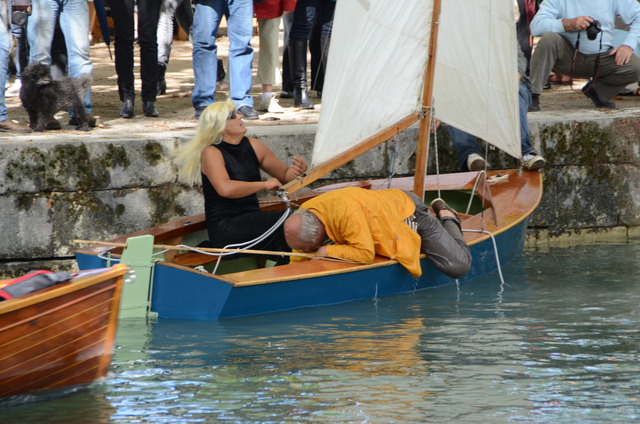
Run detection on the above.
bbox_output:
[311,0,521,169]
[311,0,432,167]
[434,0,521,159]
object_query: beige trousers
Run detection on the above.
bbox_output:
[256,17,282,85]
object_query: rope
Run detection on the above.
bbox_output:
[462,229,508,287]
[430,110,441,199]
[465,169,486,217]
[386,136,398,188]
[209,193,293,273]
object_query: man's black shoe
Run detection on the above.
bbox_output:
[120,100,134,118]
[237,105,259,120]
[194,106,206,119]
[582,81,616,108]
[143,101,160,117]
[529,94,541,112]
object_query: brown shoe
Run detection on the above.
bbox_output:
[430,197,462,230]
[0,119,30,133]
[46,116,62,130]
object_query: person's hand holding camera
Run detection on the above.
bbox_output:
[562,16,595,32]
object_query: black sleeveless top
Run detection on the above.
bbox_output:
[202,137,262,225]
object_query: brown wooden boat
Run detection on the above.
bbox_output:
[0,264,128,401]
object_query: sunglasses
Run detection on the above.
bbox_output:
[227,111,237,120]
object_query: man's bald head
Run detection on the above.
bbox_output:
[284,209,326,252]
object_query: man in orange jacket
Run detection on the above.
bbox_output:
[283,187,471,278]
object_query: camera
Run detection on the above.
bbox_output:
[11,0,31,26]
[586,19,601,41]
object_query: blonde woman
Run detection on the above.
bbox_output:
[173,99,307,264]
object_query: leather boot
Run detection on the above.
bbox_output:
[143,101,160,117]
[289,39,314,109]
[157,63,167,96]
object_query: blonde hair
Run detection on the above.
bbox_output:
[172,99,236,186]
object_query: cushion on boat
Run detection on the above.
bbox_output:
[0,270,73,300]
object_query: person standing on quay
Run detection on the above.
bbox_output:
[0,1,29,132]
[27,0,97,128]
[254,0,297,113]
[192,0,259,120]
[110,0,162,118]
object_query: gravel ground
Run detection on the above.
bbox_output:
[3,38,640,139]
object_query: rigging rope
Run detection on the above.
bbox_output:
[430,108,442,199]
[462,229,508,286]
[386,136,398,189]
[209,192,293,274]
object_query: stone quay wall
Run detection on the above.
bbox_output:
[1,109,639,276]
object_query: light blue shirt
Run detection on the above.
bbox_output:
[530,0,640,54]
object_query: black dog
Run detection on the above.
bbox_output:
[20,62,92,131]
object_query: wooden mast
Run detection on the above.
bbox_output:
[413,0,441,196]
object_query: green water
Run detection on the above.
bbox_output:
[1,244,639,423]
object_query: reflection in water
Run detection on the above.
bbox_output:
[1,244,639,423]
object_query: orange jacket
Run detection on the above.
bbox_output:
[294,188,423,276]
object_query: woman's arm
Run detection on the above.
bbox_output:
[249,138,307,183]
[201,146,281,199]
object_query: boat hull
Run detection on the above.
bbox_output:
[0,265,127,402]
[76,216,528,320]
[153,217,526,319]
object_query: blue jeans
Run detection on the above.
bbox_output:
[448,82,537,171]
[0,14,10,122]
[10,23,27,79]
[27,0,93,113]
[192,0,254,109]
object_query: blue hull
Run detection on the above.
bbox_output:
[76,217,528,320]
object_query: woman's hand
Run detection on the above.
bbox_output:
[289,155,308,177]
[263,178,282,190]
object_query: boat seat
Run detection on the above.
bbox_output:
[171,251,220,266]
[170,251,270,272]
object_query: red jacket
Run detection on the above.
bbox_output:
[254,0,297,20]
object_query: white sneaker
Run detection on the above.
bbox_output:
[259,96,284,113]
[521,153,546,171]
[466,153,487,171]
[5,79,21,98]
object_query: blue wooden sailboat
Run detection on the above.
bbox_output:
[76,0,542,319]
